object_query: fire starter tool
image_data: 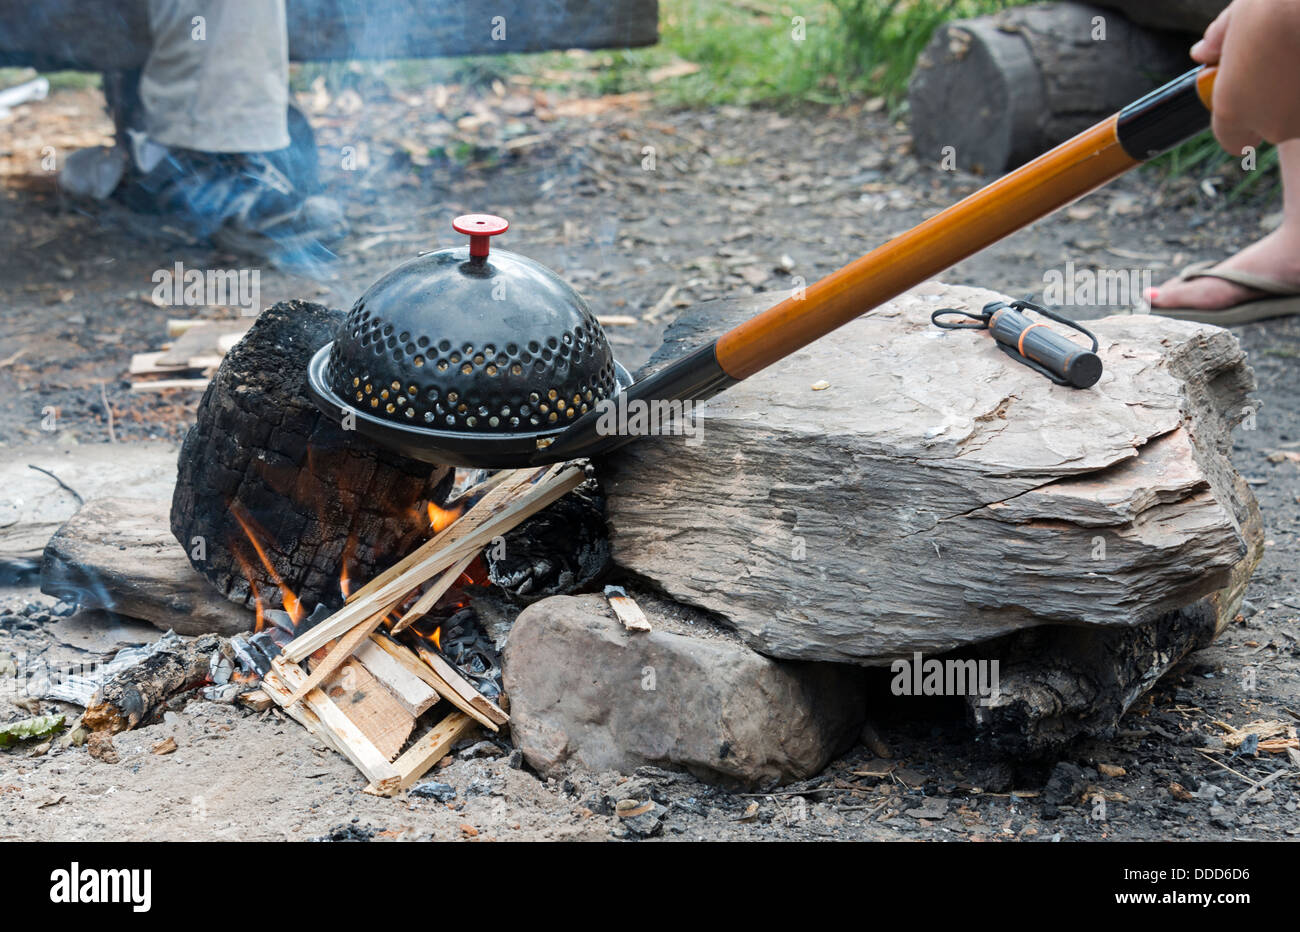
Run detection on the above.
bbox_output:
[931,299,1102,388]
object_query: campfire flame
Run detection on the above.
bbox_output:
[233,550,266,632]
[427,501,461,534]
[230,503,305,625]
[227,483,485,643]
[339,533,357,601]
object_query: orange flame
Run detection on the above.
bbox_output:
[233,550,266,632]
[427,501,462,534]
[230,503,305,625]
[339,533,357,601]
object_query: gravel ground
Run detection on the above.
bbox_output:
[0,81,1297,842]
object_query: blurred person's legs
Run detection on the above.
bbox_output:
[139,0,289,153]
[61,0,345,261]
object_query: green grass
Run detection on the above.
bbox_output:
[1152,130,1281,203]
[0,66,100,91]
[295,0,1023,109]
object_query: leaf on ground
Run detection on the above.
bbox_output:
[0,714,66,748]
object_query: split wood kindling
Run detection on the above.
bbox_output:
[263,462,584,794]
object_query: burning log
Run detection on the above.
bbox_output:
[259,462,590,791]
[83,633,221,733]
[169,300,451,614]
[603,283,1262,750]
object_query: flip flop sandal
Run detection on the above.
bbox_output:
[1150,259,1300,325]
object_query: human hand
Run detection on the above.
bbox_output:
[1191,0,1300,153]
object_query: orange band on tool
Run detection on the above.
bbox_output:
[1017,322,1047,358]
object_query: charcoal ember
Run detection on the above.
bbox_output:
[614,799,664,839]
[228,636,261,674]
[262,609,297,635]
[249,630,286,661]
[229,630,285,676]
[314,822,382,842]
[208,647,234,685]
[436,607,504,700]
[485,485,610,603]
[409,781,457,801]
[300,603,333,633]
[201,683,244,703]
[458,739,506,760]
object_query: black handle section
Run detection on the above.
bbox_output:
[536,340,736,463]
[1115,67,1212,161]
[986,302,1102,388]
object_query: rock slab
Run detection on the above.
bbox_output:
[502,594,866,787]
[0,443,177,566]
[604,284,1261,665]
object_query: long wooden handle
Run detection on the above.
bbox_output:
[716,65,1217,378]
[541,66,1217,463]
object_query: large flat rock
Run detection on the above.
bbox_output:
[502,594,866,787]
[603,283,1262,664]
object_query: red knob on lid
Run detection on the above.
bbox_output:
[452,213,509,258]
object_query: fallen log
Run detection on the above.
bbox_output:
[41,497,253,636]
[908,2,1192,173]
[1090,0,1226,33]
[968,599,1219,754]
[83,634,220,733]
[0,0,659,71]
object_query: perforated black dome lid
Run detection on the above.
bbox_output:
[307,214,631,467]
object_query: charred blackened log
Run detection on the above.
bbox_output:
[967,599,1222,755]
[83,634,221,733]
[170,300,449,613]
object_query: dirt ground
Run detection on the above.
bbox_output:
[1,80,1298,841]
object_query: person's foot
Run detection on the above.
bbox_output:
[1149,227,1300,311]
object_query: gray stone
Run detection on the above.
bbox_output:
[605,284,1261,665]
[46,611,160,653]
[502,593,866,787]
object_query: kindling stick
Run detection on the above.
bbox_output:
[283,465,584,661]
